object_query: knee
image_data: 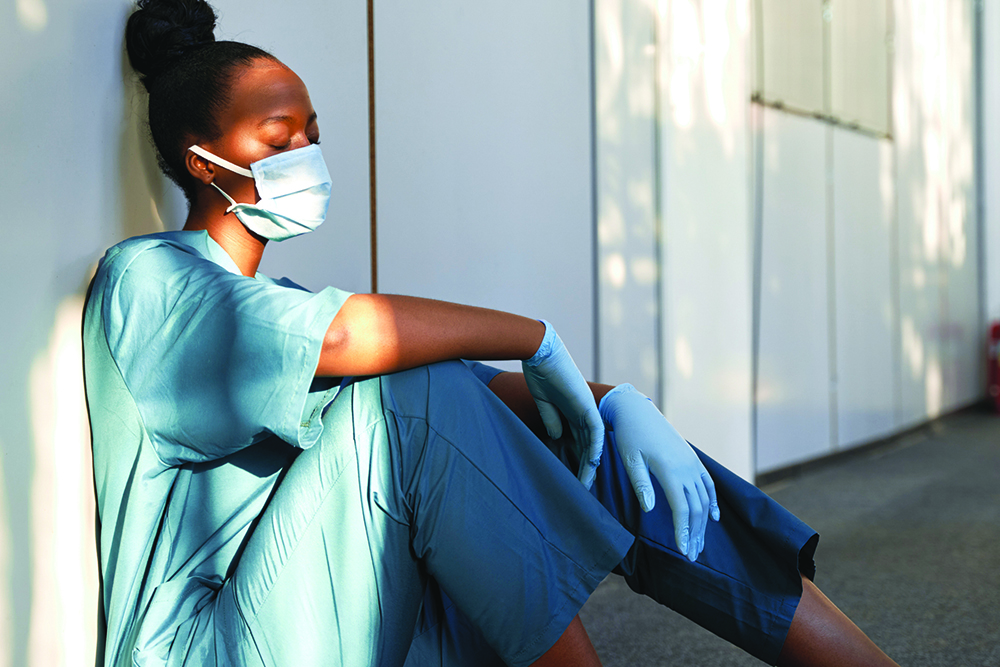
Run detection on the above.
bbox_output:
[377,360,483,421]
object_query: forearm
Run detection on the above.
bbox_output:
[316,293,545,376]
[486,371,613,436]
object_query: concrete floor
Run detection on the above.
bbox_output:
[578,409,1000,666]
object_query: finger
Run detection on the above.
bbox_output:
[622,452,655,513]
[580,408,605,476]
[657,474,691,556]
[534,400,564,440]
[684,483,705,562]
[566,423,596,488]
[577,458,597,489]
[694,479,711,557]
[702,471,720,521]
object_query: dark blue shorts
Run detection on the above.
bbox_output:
[406,400,818,667]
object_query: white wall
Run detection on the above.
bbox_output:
[832,130,896,448]
[595,0,755,479]
[657,1,755,479]
[892,0,979,427]
[595,0,661,400]
[755,110,833,471]
[0,1,988,665]
[373,0,597,376]
[753,0,981,473]
[985,0,1000,324]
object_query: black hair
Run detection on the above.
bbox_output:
[125,0,278,202]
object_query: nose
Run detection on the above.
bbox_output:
[289,132,312,150]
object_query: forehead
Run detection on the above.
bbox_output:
[219,61,314,129]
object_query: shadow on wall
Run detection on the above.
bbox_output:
[3,3,179,666]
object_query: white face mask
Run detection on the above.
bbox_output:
[188,144,332,241]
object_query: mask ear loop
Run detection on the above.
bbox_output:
[188,145,256,214]
[188,145,254,178]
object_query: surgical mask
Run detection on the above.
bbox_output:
[188,144,332,241]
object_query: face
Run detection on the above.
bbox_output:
[186,59,321,206]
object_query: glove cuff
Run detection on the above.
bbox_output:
[523,319,555,367]
[597,383,646,424]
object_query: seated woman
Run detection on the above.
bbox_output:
[83,1,899,665]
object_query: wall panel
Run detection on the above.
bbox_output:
[832,129,896,448]
[595,0,660,398]
[374,0,596,374]
[659,0,754,480]
[756,109,831,472]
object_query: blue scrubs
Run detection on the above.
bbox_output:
[407,364,819,667]
[84,230,817,667]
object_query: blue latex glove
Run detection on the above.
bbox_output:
[599,383,720,561]
[522,320,604,489]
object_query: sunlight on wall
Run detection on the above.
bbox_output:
[674,336,694,379]
[669,0,700,129]
[16,0,47,32]
[902,316,925,378]
[926,357,943,416]
[27,295,98,667]
[702,0,730,129]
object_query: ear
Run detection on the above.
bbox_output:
[185,148,216,185]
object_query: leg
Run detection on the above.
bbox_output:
[557,432,897,666]
[215,362,631,667]
[530,616,601,667]
[777,575,898,667]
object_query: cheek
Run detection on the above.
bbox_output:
[214,171,259,204]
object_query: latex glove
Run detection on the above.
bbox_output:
[522,320,604,489]
[599,383,720,561]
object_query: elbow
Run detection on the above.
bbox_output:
[317,323,351,376]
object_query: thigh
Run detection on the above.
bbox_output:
[403,583,506,667]
[375,361,632,667]
[212,379,426,667]
[208,362,632,667]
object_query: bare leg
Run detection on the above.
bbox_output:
[777,575,898,667]
[530,615,602,667]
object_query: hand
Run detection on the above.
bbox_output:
[599,384,720,561]
[522,320,604,489]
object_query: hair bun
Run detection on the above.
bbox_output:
[126,0,217,89]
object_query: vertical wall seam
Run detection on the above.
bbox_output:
[888,1,902,429]
[974,0,987,390]
[750,104,765,480]
[822,0,838,453]
[750,0,766,481]
[590,0,600,382]
[367,0,379,294]
[826,126,839,452]
[652,0,666,409]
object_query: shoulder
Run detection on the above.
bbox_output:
[97,231,214,282]
[93,231,235,305]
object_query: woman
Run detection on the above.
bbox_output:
[83,1,898,665]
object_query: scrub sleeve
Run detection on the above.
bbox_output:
[403,362,819,667]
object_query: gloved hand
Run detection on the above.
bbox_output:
[599,383,720,561]
[522,320,604,489]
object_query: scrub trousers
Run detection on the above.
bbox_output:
[200,361,817,667]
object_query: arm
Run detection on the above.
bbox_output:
[316,294,545,376]
[319,296,604,487]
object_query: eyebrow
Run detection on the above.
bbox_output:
[258,111,318,128]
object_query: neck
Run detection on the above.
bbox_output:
[184,200,266,277]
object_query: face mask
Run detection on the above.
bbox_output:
[188,144,332,241]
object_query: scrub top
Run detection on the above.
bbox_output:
[83,230,351,666]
